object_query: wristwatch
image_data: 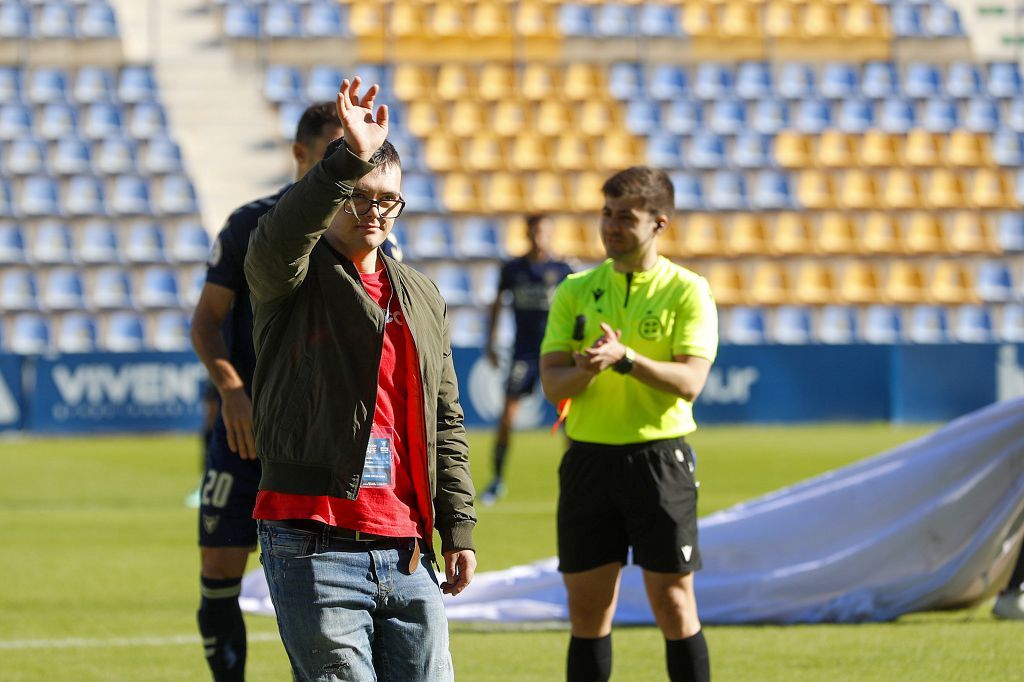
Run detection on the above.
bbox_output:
[612,346,636,374]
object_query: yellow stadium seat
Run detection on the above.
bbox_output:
[390,3,426,38]
[948,211,1001,253]
[680,214,726,258]
[552,134,594,172]
[930,261,979,304]
[904,129,943,167]
[513,2,559,40]
[771,212,815,255]
[405,101,443,138]
[530,172,572,213]
[720,2,762,39]
[442,173,482,213]
[775,131,814,169]
[765,1,799,39]
[705,262,747,306]
[881,169,924,209]
[727,214,770,256]
[818,130,857,168]
[817,212,860,254]
[463,134,508,173]
[797,171,837,209]
[424,136,463,173]
[838,260,884,304]
[904,212,952,253]
[490,101,528,137]
[521,63,560,101]
[393,64,431,102]
[429,2,468,38]
[802,4,840,40]
[448,100,486,138]
[682,3,716,37]
[884,261,928,304]
[946,130,992,168]
[470,3,512,39]
[552,216,602,260]
[578,101,622,137]
[535,100,574,136]
[349,3,385,37]
[860,130,901,168]
[926,169,967,209]
[436,64,474,101]
[844,2,890,40]
[486,172,527,213]
[596,132,645,171]
[563,63,605,101]
[749,262,793,305]
[572,172,609,212]
[793,260,838,305]
[478,63,516,102]
[510,134,550,172]
[861,211,904,254]
[970,169,1017,209]
[839,169,881,209]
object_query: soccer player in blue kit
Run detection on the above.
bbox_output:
[189,101,400,681]
[482,214,573,504]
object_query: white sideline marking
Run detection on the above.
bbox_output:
[0,632,281,651]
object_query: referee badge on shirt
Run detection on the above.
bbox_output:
[638,314,664,340]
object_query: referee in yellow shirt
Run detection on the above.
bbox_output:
[540,166,718,682]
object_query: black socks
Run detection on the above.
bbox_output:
[567,634,612,682]
[493,442,509,481]
[666,630,710,682]
[197,576,246,682]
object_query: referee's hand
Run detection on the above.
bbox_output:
[575,323,625,373]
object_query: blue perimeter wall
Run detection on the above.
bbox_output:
[0,344,1021,434]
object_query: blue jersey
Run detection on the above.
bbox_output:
[498,256,574,357]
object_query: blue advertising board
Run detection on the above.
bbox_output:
[0,354,23,432]
[28,352,207,433]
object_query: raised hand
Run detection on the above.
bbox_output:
[336,77,389,162]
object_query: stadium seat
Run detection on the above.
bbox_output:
[948,211,1000,253]
[998,304,1024,341]
[836,98,875,133]
[0,224,25,264]
[29,220,73,264]
[402,173,442,213]
[687,132,726,170]
[19,175,60,217]
[648,64,689,101]
[732,132,772,169]
[7,313,51,354]
[770,306,814,344]
[905,63,942,99]
[905,212,951,253]
[993,129,1024,167]
[877,97,917,133]
[708,98,746,135]
[904,129,942,167]
[55,312,98,353]
[988,63,1023,98]
[999,212,1024,251]
[905,305,949,343]
[975,260,1015,302]
[885,261,928,304]
[862,211,903,253]
[303,3,348,38]
[0,269,39,311]
[816,305,859,344]
[41,267,85,311]
[223,4,260,39]
[433,264,473,307]
[485,173,527,214]
[722,306,766,345]
[706,262,747,306]
[0,103,32,141]
[0,5,30,41]
[792,260,837,304]
[678,213,724,257]
[140,137,183,175]
[27,67,68,105]
[951,305,993,343]
[795,171,837,209]
[123,221,166,263]
[862,62,898,99]
[423,136,462,173]
[137,266,181,308]
[149,309,191,351]
[925,169,967,209]
[454,217,503,259]
[65,174,106,216]
[39,102,78,141]
[647,133,684,169]
[818,212,861,254]
[170,221,210,263]
[736,62,772,100]
[0,66,21,102]
[639,4,683,38]
[263,64,302,104]
[552,134,595,172]
[89,266,133,309]
[778,63,815,99]
[947,130,991,167]
[670,171,706,211]
[77,219,120,264]
[108,175,152,216]
[625,100,662,135]
[748,262,791,306]
[264,3,301,39]
[930,261,978,304]
[81,102,123,140]
[448,307,487,348]
[102,311,145,352]
[1009,99,1024,133]
[608,62,644,101]
[925,2,964,37]
[818,131,857,168]
[409,217,454,259]
[839,261,884,304]
[128,102,168,140]
[79,3,119,39]
[750,98,790,134]
[963,98,1000,134]
[437,64,475,102]
[861,304,903,343]
[52,137,92,175]
[694,63,733,102]
[663,100,703,136]
[94,137,138,175]
[180,264,206,308]
[0,180,13,218]
[946,61,983,98]
[156,175,199,215]
[793,98,833,133]
[707,171,748,211]
[821,63,859,99]
[4,138,46,176]
[510,134,550,172]
[771,213,814,255]
[921,97,958,132]
[972,169,1016,209]
[597,4,639,37]
[530,172,572,213]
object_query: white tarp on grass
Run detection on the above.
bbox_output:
[241,397,1024,625]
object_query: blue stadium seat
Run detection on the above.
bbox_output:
[303,2,349,38]
[559,5,596,37]
[128,102,168,140]
[109,175,152,216]
[731,132,772,169]
[836,98,874,133]
[0,179,13,217]
[224,4,261,39]
[999,212,1024,251]
[37,3,76,39]
[42,267,85,311]
[123,221,166,263]
[157,174,199,215]
[920,97,958,132]
[694,63,733,101]
[975,261,1014,301]
[455,217,503,259]
[669,171,705,211]
[402,173,441,213]
[470,262,500,307]
[8,313,51,354]
[169,221,210,263]
[945,61,983,98]
[596,4,638,37]
[964,97,1000,133]
[988,63,1023,98]
[29,220,73,263]
[707,171,748,211]
[0,5,30,40]
[19,175,60,217]
[750,98,789,134]
[141,136,183,175]
[648,64,689,101]
[102,311,145,352]
[79,3,119,39]
[861,305,903,343]
[736,62,772,100]
[264,64,302,104]
[181,263,207,307]
[0,66,21,103]
[778,63,815,99]
[89,266,133,309]
[925,2,964,37]
[647,133,684,169]
[0,269,39,311]
[793,98,832,133]
[662,99,703,135]
[999,304,1024,342]
[65,174,107,216]
[75,66,110,110]
[625,100,662,135]
[81,102,123,140]
[1009,98,1024,132]
[815,305,859,344]
[686,132,725,170]
[862,62,898,99]
[264,3,301,39]
[904,63,942,98]
[0,103,32,141]
[770,306,813,344]
[820,63,859,99]
[77,219,120,264]
[723,307,766,345]
[276,101,305,141]
[877,97,917,132]
[891,4,923,37]
[52,137,91,175]
[410,217,454,259]
[951,305,993,342]
[638,4,682,37]
[94,137,137,175]
[433,264,473,306]
[0,224,25,263]
[751,170,796,210]
[27,67,68,105]
[906,305,949,343]
[304,64,342,102]
[137,266,181,308]
[150,309,192,351]
[609,62,645,100]
[708,99,746,135]
[449,308,487,348]
[56,312,98,352]
[4,138,47,176]
[38,102,78,140]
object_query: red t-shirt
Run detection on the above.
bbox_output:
[253,268,430,538]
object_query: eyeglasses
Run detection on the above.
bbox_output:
[343,195,406,219]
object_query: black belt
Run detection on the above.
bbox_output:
[261,518,398,543]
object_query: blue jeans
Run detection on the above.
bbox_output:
[258,521,453,682]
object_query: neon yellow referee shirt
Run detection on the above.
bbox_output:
[540,257,718,445]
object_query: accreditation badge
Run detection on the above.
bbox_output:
[361,426,395,489]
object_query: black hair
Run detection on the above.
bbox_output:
[294,101,341,146]
[322,137,402,171]
[602,166,675,217]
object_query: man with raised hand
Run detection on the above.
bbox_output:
[540,166,718,682]
[244,78,476,681]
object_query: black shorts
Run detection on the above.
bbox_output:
[505,355,541,399]
[557,437,701,574]
[198,425,262,548]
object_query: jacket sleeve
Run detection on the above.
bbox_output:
[244,142,375,304]
[433,304,478,554]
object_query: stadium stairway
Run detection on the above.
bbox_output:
[107,0,288,233]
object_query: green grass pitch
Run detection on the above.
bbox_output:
[0,424,1020,681]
